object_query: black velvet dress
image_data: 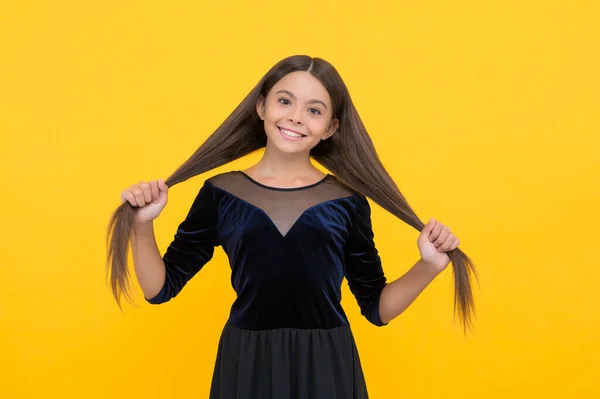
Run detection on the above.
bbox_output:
[146,171,389,398]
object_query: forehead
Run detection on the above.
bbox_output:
[271,71,331,104]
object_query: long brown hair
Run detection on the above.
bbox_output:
[106,55,478,331]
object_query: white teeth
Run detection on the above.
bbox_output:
[280,128,303,138]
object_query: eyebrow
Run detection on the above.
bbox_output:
[275,90,328,110]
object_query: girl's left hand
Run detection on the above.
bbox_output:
[417,218,460,272]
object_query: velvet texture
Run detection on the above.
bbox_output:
[146,173,389,329]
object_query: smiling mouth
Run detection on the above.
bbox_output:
[277,126,307,139]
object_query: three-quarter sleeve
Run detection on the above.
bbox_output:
[146,180,220,304]
[344,195,388,326]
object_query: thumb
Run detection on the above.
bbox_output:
[420,218,435,239]
[158,179,169,192]
[157,179,169,202]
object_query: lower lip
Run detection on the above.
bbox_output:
[278,127,305,141]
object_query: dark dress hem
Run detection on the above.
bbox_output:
[209,320,370,399]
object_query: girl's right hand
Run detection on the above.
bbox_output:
[121,180,169,224]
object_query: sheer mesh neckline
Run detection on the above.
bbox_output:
[236,171,332,191]
[209,171,355,237]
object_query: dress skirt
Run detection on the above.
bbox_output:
[209,321,370,398]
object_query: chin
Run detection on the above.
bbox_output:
[266,139,310,154]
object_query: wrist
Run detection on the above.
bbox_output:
[133,220,155,234]
[416,258,444,277]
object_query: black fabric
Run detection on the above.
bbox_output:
[209,321,369,399]
[145,170,390,396]
[146,171,388,329]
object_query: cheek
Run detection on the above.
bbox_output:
[308,120,330,137]
[264,104,286,120]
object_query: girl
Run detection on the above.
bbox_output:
[106,55,477,398]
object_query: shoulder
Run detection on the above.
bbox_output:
[196,171,246,196]
[190,171,242,201]
[200,171,256,203]
[327,175,367,205]
[205,170,247,190]
[328,176,373,222]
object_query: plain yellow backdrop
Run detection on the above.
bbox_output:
[1,1,599,398]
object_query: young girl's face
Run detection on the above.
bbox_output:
[257,71,339,154]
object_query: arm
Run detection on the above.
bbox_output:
[378,259,441,325]
[344,195,388,326]
[144,180,220,304]
[131,221,167,300]
[344,196,448,326]
[379,217,461,324]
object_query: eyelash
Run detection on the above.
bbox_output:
[278,98,322,115]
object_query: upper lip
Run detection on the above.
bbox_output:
[278,126,306,136]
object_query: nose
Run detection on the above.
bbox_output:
[288,107,303,125]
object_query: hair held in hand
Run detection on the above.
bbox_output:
[105,55,479,332]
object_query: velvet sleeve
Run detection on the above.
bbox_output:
[146,180,220,304]
[344,195,389,326]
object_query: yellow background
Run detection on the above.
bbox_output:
[1,1,599,397]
